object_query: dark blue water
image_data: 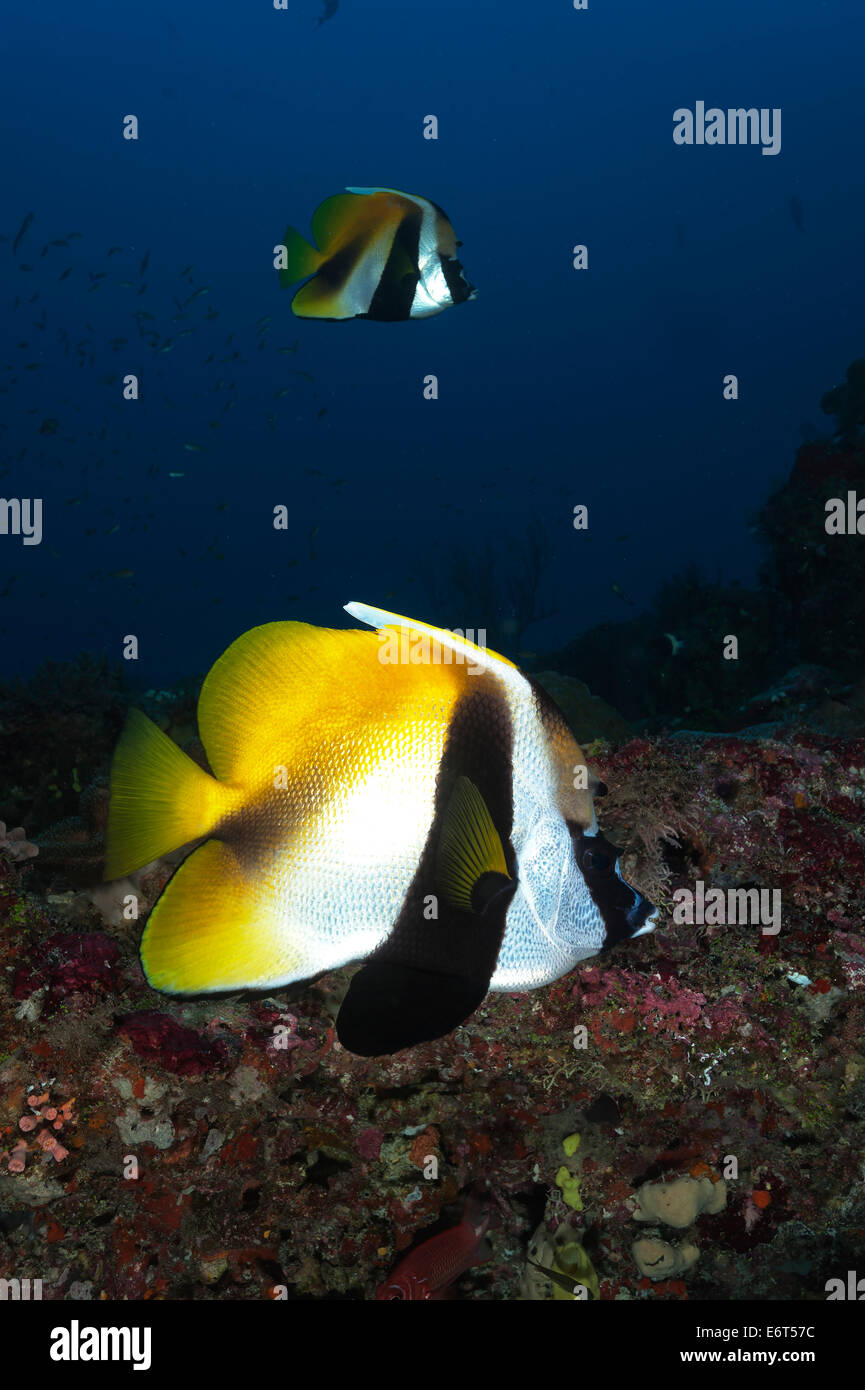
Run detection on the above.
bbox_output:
[3,0,863,682]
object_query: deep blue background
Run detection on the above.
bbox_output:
[2,0,863,682]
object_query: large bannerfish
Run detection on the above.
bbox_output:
[277,187,476,320]
[105,603,656,1055]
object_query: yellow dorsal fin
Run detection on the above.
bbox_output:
[310,192,371,250]
[344,601,518,677]
[437,776,510,914]
[344,185,421,209]
[196,620,373,784]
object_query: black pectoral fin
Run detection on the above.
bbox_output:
[471,870,515,916]
[336,872,515,1057]
[336,960,490,1057]
[336,722,519,1056]
[336,856,517,1057]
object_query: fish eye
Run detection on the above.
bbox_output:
[583,849,612,873]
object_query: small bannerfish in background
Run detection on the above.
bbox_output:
[105,602,655,1056]
[376,1190,494,1299]
[278,187,476,321]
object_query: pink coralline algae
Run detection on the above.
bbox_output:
[637,978,706,1032]
[261,1009,311,1055]
[573,967,619,1007]
[356,1128,385,1161]
[12,930,120,1012]
[115,1011,229,1076]
[701,995,751,1036]
[832,932,865,991]
[575,966,706,1033]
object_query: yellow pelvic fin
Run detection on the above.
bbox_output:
[291,276,354,320]
[437,776,510,914]
[140,840,297,994]
[105,708,237,880]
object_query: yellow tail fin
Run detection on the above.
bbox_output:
[105,708,237,880]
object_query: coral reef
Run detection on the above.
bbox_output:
[533,671,633,745]
[633,1174,726,1227]
[546,571,786,733]
[0,658,200,836]
[521,1213,600,1299]
[0,1088,75,1182]
[0,822,38,862]
[758,427,865,673]
[750,359,865,681]
[633,1236,700,1281]
[0,655,128,831]
[12,930,121,1018]
[0,714,862,1300]
[537,358,865,732]
[820,356,865,446]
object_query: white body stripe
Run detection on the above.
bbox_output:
[271,739,442,979]
[343,189,460,320]
[346,602,611,991]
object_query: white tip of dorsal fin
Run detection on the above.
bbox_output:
[344,186,406,198]
[343,601,521,681]
[344,600,387,627]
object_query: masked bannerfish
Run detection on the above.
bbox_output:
[105,604,656,1056]
[277,187,476,320]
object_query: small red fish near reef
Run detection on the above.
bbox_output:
[376,1191,493,1300]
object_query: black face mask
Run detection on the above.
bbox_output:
[567,824,656,949]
